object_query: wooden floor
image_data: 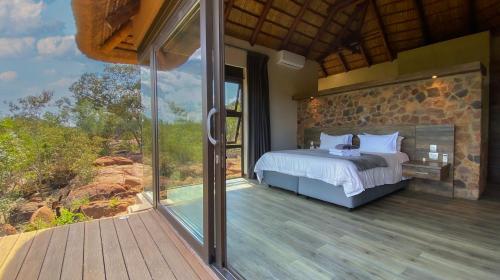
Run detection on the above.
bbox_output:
[226,181,500,280]
[0,209,218,280]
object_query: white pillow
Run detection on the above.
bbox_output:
[319,133,352,150]
[358,132,399,154]
[364,133,404,151]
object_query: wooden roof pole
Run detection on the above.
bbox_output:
[338,52,348,72]
[105,0,139,30]
[101,21,133,53]
[225,0,235,20]
[360,43,371,66]
[369,0,393,60]
[306,0,362,58]
[280,0,311,50]
[250,0,274,45]
[414,0,430,44]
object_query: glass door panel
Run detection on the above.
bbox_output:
[140,62,154,202]
[156,6,204,242]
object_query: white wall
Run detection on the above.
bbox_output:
[224,36,319,151]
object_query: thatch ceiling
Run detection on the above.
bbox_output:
[225,0,500,77]
[73,0,500,77]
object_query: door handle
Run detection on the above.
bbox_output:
[207,107,218,145]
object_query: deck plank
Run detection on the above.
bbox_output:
[0,234,20,269]
[150,211,218,280]
[83,220,105,280]
[0,231,36,280]
[100,218,129,280]
[114,215,152,280]
[127,213,176,280]
[60,222,84,280]
[16,229,53,280]
[38,225,69,280]
[139,211,199,280]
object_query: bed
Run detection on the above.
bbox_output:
[253,125,419,209]
[255,149,409,209]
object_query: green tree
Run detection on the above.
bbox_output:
[70,64,142,150]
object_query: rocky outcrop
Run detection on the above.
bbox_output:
[0,224,17,236]
[94,156,134,167]
[29,206,56,225]
[66,183,129,202]
[9,201,46,224]
[65,157,144,219]
[80,200,131,219]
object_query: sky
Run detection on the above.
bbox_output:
[0,0,107,116]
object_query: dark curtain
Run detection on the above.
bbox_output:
[247,51,271,178]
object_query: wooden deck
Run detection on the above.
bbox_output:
[0,209,218,280]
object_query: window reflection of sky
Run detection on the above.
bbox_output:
[157,49,202,123]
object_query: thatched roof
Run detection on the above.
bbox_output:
[72,0,500,75]
[72,0,165,64]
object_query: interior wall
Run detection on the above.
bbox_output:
[225,36,319,151]
[299,70,486,200]
[489,36,500,185]
[318,32,491,92]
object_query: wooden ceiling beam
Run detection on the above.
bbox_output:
[359,43,371,66]
[320,1,369,61]
[101,21,133,53]
[281,0,312,50]
[369,0,394,60]
[414,0,431,44]
[306,0,363,58]
[250,0,274,45]
[467,0,477,33]
[105,0,139,30]
[320,63,329,77]
[225,0,234,20]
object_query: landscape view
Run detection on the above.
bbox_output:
[0,0,148,235]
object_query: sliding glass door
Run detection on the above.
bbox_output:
[144,0,220,260]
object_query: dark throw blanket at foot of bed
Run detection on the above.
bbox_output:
[283,150,388,171]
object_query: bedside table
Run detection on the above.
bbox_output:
[402,160,451,181]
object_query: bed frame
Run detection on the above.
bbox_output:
[261,124,454,208]
[263,171,408,209]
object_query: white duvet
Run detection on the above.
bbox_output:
[254,149,409,197]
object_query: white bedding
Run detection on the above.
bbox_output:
[254,149,409,197]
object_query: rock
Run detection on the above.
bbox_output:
[9,201,45,224]
[66,182,130,203]
[0,224,17,236]
[124,176,142,189]
[30,206,55,225]
[94,156,133,167]
[81,200,130,219]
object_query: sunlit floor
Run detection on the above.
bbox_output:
[166,178,500,280]
[0,210,217,280]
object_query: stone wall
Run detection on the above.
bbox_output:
[298,72,485,199]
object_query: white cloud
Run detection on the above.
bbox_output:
[0,0,44,36]
[48,77,76,89]
[0,37,35,57]
[36,35,79,57]
[0,70,17,81]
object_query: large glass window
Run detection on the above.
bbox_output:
[225,66,244,178]
[156,7,204,242]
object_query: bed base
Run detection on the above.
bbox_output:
[263,171,408,209]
